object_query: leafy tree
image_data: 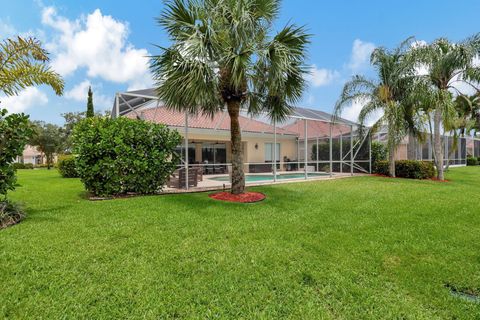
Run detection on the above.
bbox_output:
[410,35,480,180]
[150,0,310,194]
[61,111,87,152]
[86,86,94,118]
[73,117,181,197]
[61,110,109,152]
[29,121,66,169]
[0,36,64,96]
[334,39,416,177]
[0,109,33,199]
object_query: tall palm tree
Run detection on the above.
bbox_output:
[454,93,480,136]
[0,36,64,97]
[410,35,480,180]
[150,0,310,194]
[334,40,415,177]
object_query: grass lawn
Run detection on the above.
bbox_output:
[1,168,480,319]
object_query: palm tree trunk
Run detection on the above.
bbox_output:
[434,107,444,180]
[227,100,245,194]
[388,144,396,177]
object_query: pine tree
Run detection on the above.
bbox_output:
[86,86,94,118]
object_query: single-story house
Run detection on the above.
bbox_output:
[112,89,369,174]
[15,145,48,165]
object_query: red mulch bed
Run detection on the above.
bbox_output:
[209,191,266,203]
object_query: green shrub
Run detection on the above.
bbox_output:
[24,163,34,169]
[73,116,182,197]
[467,156,479,166]
[374,160,435,179]
[35,163,49,168]
[57,156,78,178]
[13,163,25,170]
[371,141,388,167]
[0,109,33,199]
[12,163,34,170]
[373,160,389,176]
[0,199,25,229]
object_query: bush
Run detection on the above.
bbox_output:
[374,160,435,179]
[467,156,479,166]
[34,163,51,169]
[371,141,387,166]
[12,163,34,170]
[57,156,78,178]
[13,163,25,170]
[0,109,33,199]
[73,116,182,197]
[0,199,25,229]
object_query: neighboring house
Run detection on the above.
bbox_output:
[113,88,371,174]
[373,129,477,166]
[15,145,58,165]
[16,145,45,165]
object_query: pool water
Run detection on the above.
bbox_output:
[209,172,329,182]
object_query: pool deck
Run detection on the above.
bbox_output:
[161,171,367,194]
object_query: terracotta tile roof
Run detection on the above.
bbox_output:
[282,119,353,139]
[126,106,297,136]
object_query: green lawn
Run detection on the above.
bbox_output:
[1,168,480,319]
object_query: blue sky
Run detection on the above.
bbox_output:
[1,0,479,124]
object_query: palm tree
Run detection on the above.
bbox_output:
[410,35,480,180]
[334,40,415,177]
[150,0,309,194]
[454,94,480,136]
[0,36,64,97]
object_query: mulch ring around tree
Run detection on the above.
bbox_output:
[209,191,266,203]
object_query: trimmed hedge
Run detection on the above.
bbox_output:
[57,156,78,178]
[467,157,479,166]
[374,160,435,179]
[12,163,34,170]
[73,116,181,197]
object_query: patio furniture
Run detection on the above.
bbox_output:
[167,168,198,188]
[192,165,203,181]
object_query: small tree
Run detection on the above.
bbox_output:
[0,109,33,199]
[73,116,181,197]
[29,121,66,169]
[86,86,94,118]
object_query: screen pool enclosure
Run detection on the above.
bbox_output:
[111,88,473,190]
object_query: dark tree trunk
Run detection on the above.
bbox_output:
[227,100,245,194]
[434,107,444,180]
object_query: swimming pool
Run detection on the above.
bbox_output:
[208,172,329,182]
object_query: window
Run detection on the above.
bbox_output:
[202,143,226,164]
[265,143,280,162]
[175,143,196,164]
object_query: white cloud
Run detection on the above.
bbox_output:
[0,87,48,113]
[341,98,382,126]
[41,7,152,89]
[307,65,339,87]
[348,39,375,72]
[0,20,16,37]
[65,80,111,110]
[65,80,91,101]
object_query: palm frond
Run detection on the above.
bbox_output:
[0,36,64,97]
